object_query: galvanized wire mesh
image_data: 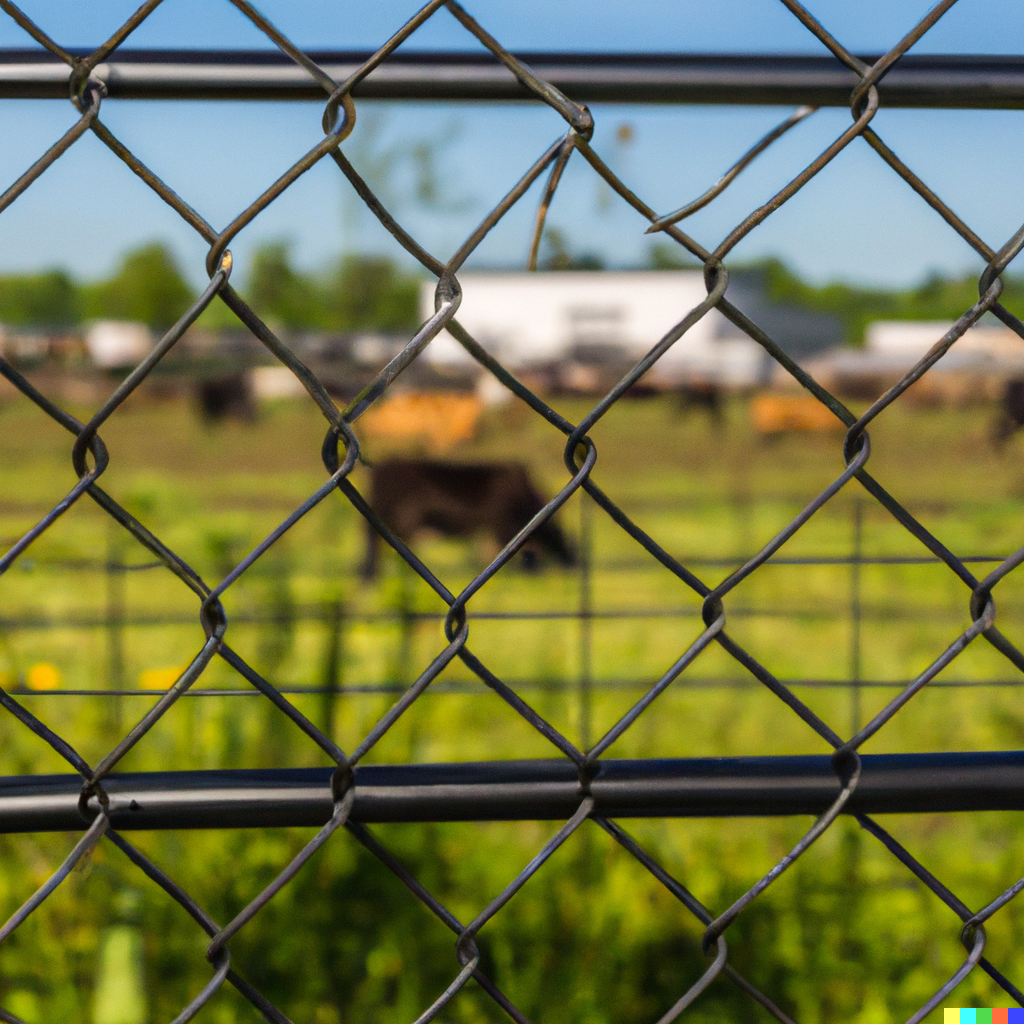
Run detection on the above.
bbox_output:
[2,1,1024,1021]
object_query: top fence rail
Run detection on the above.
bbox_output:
[5,49,1024,106]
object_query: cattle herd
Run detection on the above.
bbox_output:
[191,374,1024,443]
[186,373,1024,576]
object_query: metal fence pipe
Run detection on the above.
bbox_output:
[2,751,1022,833]
[3,50,1024,107]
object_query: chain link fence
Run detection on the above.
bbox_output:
[1,1,1024,1021]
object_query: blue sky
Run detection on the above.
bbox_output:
[2,0,1023,289]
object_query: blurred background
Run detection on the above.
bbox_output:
[3,2,1024,1022]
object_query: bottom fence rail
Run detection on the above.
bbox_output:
[1,751,1023,831]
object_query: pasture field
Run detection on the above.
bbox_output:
[2,385,1024,1022]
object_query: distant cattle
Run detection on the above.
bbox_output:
[993,378,1024,445]
[676,382,723,422]
[360,391,483,449]
[195,373,256,423]
[751,394,843,435]
[362,459,575,578]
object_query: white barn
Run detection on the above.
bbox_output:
[419,271,765,387]
[865,320,1024,368]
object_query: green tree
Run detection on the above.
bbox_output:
[0,270,79,327]
[244,241,321,330]
[324,255,420,332]
[646,241,700,271]
[241,245,420,333]
[538,228,605,271]
[752,256,1024,345]
[82,242,195,329]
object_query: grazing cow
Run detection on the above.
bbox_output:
[993,378,1024,445]
[676,382,723,422]
[360,391,483,449]
[750,394,843,435]
[362,460,575,578]
[195,373,256,422]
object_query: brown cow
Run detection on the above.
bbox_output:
[362,460,575,578]
[360,391,483,448]
[750,394,843,435]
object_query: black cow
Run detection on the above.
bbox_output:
[993,378,1024,446]
[195,373,256,423]
[362,460,575,578]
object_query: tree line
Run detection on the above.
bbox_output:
[0,239,1020,344]
[0,242,420,334]
[755,256,1024,347]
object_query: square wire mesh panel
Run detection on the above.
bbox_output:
[1,1,1024,1022]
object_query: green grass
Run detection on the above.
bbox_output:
[2,384,1024,1022]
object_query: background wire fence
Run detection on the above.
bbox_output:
[2,1,1024,1022]
[6,493,1024,704]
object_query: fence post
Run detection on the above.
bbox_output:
[579,493,593,751]
[850,496,863,736]
[320,595,344,740]
[398,564,414,689]
[106,526,125,726]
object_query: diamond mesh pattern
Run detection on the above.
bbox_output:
[2,1,1024,1021]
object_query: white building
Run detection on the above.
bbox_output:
[84,321,153,369]
[419,271,765,387]
[795,317,1024,402]
[865,320,1024,370]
